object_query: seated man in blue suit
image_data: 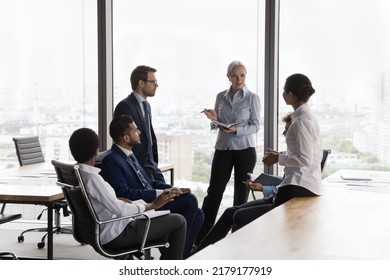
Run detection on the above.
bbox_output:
[100,115,204,258]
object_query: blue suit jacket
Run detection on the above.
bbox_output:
[113,92,159,167]
[100,144,170,202]
[101,145,204,259]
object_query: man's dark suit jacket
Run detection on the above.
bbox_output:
[100,144,169,202]
[114,92,159,168]
[100,144,204,259]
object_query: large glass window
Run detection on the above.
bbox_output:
[113,0,265,207]
[0,0,98,170]
[279,0,390,177]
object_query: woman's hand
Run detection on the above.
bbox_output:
[201,109,217,121]
[219,126,237,133]
[262,148,279,165]
[247,181,264,192]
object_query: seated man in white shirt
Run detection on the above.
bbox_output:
[69,127,186,260]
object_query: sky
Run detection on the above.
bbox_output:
[1,0,390,113]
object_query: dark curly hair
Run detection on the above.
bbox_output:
[69,128,100,163]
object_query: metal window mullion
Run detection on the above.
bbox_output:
[97,0,114,151]
[264,0,280,175]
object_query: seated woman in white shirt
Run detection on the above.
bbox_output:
[68,127,186,260]
[263,73,322,207]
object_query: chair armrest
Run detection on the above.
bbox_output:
[98,212,151,226]
[57,180,154,250]
[56,181,152,225]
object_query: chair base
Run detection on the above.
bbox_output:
[0,252,18,260]
[18,226,73,249]
[112,249,151,260]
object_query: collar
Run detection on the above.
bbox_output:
[291,103,309,121]
[114,143,134,157]
[78,163,101,174]
[223,85,248,100]
[133,91,147,104]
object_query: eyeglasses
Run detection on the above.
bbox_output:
[146,80,158,86]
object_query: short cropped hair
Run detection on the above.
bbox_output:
[109,115,134,143]
[69,128,100,163]
[226,60,247,76]
[130,65,157,91]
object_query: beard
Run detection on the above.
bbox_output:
[129,138,141,147]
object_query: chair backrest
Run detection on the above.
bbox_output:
[58,182,98,249]
[321,149,332,172]
[69,165,167,259]
[12,136,45,166]
[94,151,108,169]
[0,211,22,260]
[51,160,78,186]
[59,165,140,259]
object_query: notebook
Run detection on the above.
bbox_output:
[340,171,372,181]
[253,173,283,185]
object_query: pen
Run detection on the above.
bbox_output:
[200,109,210,113]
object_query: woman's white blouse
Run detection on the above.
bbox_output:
[278,103,322,195]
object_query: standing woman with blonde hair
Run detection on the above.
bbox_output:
[196,60,261,244]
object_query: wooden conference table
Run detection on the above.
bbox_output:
[0,161,174,259]
[0,162,65,259]
[0,184,64,260]
[0,161,174,186]
[190,169,390,260]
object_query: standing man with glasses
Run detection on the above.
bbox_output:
[114,65,165,182]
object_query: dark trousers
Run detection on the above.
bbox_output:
[194,185,318,253]
[104,213,186,260]
[197,147,256,244]
[194,197,273,252]
[160,192,204,258]
[273,185,316,207]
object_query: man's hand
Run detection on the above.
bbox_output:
[149,189,180,210]
[179,187,191,193]
[167,187,183,195]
